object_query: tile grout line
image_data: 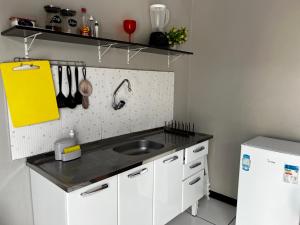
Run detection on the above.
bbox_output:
[185,211,216,225]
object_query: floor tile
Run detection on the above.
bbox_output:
[196,198,236,225]
[167,212,213,225]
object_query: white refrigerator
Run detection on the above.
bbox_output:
[236,136,300,225]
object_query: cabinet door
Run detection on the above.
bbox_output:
[67,176,118,225]
[153,151,183,225]
[118,162,154,225]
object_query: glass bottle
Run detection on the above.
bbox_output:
[89,16,95,37]
[80,8,90,36]
[94,20,99,37]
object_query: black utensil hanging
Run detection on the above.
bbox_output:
[74,66,82,105]
[66,66,77,109]
[56,65,67,108]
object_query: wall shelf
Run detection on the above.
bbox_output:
[1,26,193,66]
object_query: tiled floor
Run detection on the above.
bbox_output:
[167,198,236,225]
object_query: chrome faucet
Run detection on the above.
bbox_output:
[112,79,132,110]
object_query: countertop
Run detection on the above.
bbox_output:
[27,128,213,192]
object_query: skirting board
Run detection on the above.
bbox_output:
[210,191,237,207]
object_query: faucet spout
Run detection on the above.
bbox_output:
[112,79,132,110]
[114,79,132,95]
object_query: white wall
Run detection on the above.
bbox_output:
[0,0,192,224]
[188,0,300,198]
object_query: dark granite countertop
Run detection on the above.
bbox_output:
[27,128,213,192]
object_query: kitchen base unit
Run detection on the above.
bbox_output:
[28,134,212,225]
[30,170,118,225]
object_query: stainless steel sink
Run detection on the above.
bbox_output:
[113,140,164,156]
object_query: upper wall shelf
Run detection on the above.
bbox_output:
[1,26,193,67]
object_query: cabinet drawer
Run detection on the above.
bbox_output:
[182,170,204,212]
[184,141,208,164]
[183,157,204,180]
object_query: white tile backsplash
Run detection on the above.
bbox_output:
[8,67,174,159]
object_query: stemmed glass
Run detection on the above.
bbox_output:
[123,20,136,42]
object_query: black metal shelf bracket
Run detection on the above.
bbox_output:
[127,47,148,64]
[167,54,182,68]
[98,43,117,63]
[24,32,42,58]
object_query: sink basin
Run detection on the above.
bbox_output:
[113,140,164,156]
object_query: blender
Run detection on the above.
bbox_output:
[149,4,170,47]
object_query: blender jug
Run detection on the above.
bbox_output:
[150,4,170,32]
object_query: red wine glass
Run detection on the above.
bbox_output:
[123,20,136,42]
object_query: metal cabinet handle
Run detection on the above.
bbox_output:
[80,183,109,197]
[163,155,179,164]
[193,146,205,153]
[128,168,148,178]
[189,177,201,185]
[189,162,202,169]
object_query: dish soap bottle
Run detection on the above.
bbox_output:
[54,129,81,161]
[80,8,90,36]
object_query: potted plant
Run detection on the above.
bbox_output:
[166,27,188,49]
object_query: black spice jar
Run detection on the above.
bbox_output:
[44,5,62,32]
[61,9,77,34]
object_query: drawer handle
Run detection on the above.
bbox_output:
[128,168,148,178]
[193,146,205,153]
[80,184,109,197]
[189,162,202,169]
[189,177,201,185]
[163,155,179,164]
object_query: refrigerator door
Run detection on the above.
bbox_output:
[236,145,300,225]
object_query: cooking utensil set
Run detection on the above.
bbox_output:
[56,65,92,109]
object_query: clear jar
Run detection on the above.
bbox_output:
[61,9,77,34]
[44,5,62,32]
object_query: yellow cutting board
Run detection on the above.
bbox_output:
[0,61,59,127]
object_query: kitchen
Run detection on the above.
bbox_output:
[1,0,300,225]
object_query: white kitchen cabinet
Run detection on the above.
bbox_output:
[118,162,154,225]
[30,140,211,225]
[153,151,183,225]
[30,169,118,225]
[67,176,118,225]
